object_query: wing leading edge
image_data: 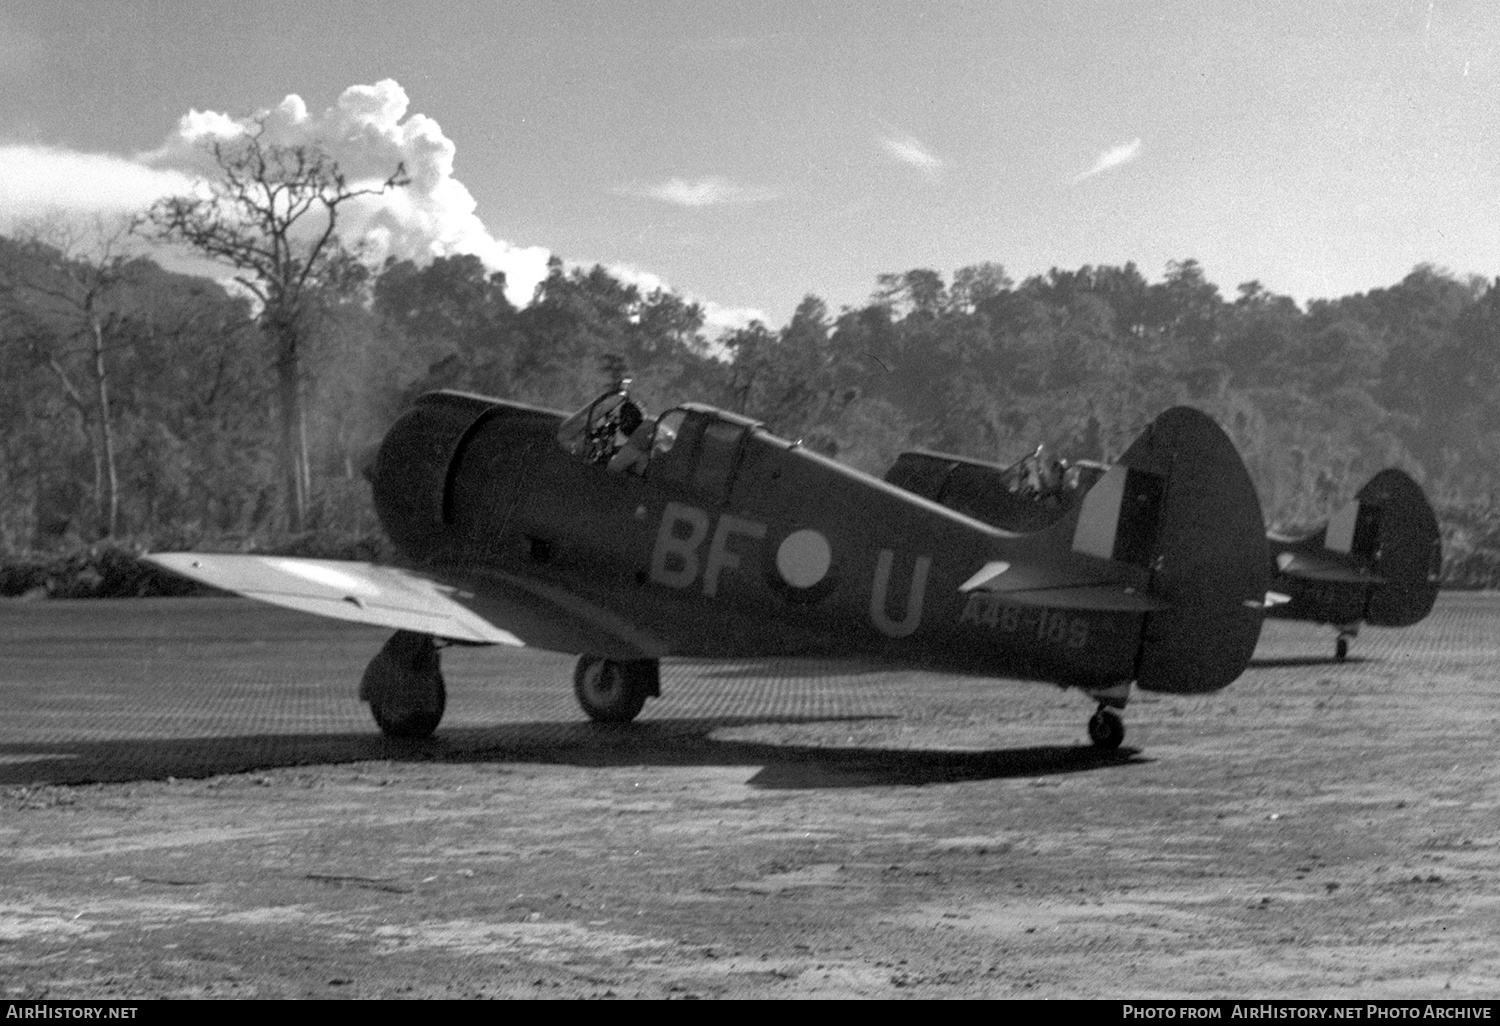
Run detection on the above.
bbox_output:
[146,553,526,645]
[145,552,673,661]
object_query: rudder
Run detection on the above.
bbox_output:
[1119,408,1270,694]
[1356,469,1442,627]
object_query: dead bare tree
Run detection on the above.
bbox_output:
[141,120,408,532]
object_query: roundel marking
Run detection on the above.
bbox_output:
[776,529,832,589]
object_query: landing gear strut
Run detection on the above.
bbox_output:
[1087,706,1125,751]
[574,656,658,723]
[360,630,446,739]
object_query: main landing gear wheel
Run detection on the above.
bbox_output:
[574,656,656,723]
[1087,707,1125,751]
[360,630,446,739]
[1335,636,1350,662]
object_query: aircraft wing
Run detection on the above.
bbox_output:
[146,554,526,644]
[146,553,669,658]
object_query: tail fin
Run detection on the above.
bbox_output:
[966,407,1267,691]
[1112,407,1269,694]
[1350,469,1442,627]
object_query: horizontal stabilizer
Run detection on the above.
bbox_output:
[986,585,1170,612]
[958,561,1011,591]
[145,553,526,645]
[1275,552,1386,585]
[958,559,1167,611]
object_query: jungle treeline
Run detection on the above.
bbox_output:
[3,234,1498,588]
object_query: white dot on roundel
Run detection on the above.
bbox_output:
[776,529,832,588]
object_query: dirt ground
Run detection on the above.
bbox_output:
[1,594,1498,999]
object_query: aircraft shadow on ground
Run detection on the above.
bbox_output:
[684,659,889,681]
[1249,655,1369,668]
[0,714,1143,789]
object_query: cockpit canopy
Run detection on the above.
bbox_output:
[556,389,644,464]
[883,447,1110,533]
[557,388,763,502]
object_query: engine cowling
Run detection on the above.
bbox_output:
[370,391,498,561]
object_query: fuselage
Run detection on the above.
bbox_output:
[370,391,1147,690]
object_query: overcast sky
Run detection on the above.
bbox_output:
[2,1,1496,329]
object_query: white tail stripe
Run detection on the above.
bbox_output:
[1072,463,1128,560]
[1326,499,1360,554]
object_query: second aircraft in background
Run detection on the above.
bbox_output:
[885,446,1442,661]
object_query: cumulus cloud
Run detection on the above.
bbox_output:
[1074,138,1142,183]
[593,259,764,334]
[1,79,754,324]
[137,79,552,307]
[697,302,764,333]
[878,132,944,179]
[0,145,196,228]
[615,176,778,207]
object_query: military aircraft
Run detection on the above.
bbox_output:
[885,450,1441,661]
[148,388,1270,751]
[1262,469,1441,660]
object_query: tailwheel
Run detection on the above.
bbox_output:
[574,656,657,723]
[360,630,446,739]
[1334,624,1358,662]
[1087,706,1125,751]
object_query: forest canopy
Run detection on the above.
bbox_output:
[3,230,1498,587]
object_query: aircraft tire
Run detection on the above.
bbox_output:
[1335,637,1349,662]
[574,656,651,723]
[360,631,447,739]
[1087,708,1125,751]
